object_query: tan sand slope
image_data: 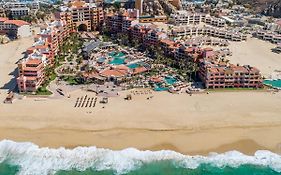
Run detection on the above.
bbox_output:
[0,90,281,155]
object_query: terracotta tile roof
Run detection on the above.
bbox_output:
[132,66,147,75]
[114,65,129,71]
[26,59,42,65]
[71,0,86,8]
[150,76,163,83]
[24,67,41,71]
[161,39,174,45]
[82,72,99,79]
[4,20,29,26]
[204,47,213,51]
[100,68,128,77]
[232,66,247,72]
[0,17,8,22]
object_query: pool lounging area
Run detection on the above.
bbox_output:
[164,76,177,85]
[127,63,140,69]
[108,51,126,65]
[154,84,169,91]
[263,79,281,89]
[108,51,125,58]
[109,58,125,65]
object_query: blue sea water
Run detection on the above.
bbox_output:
[0,140,281,175]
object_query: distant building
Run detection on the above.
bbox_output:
[135,0,143,15]
[0,17,31,38]
[139,15,167,23]
[105,9,139,33]
[4,2,30,18]
[57,0,104,31]
[170,11,206,25]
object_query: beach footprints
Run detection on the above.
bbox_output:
[74,95,97,108]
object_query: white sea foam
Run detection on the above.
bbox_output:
[0,140,281,175]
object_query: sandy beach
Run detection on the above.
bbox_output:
[1,89,281,155]
[1,37,281,156]
[229,38,281,77]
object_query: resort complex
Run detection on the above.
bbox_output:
[12,0,278,94]
[0,0,279,95]
[1,1,281,174]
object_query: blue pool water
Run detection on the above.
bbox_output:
[97,57,106,63]
[264,80,281,88]
[154,84,169,91]
[109,52,126,65]
[108,52,125,58]
[109,58,125,65]
[165,76,177,85]
[127,63,139,69]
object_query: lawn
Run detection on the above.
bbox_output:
[207,87,265,92]
[35,86,53,95]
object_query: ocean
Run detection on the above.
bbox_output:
[0,140,281,175]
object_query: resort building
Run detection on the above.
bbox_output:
[34,20,72,62]
[139,15,168,23]
[105,9,139,33]
[135,0,144,15]
[58,0,104,31]
[170,11,226,28]
[0,17,31,38]
[171,26,247,42]
[205,16,226,28]
[170,11,206,25]
[16,18,72,93]
[255,30,281,44]
[3,2,30,17]
[198,48,262,89]
[145,29,168,46]
[129,24,150,43]
[17,58,45,93]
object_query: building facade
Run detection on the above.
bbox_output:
[58,0,104,31]
[0,17,31,38]
[17,59,45,93]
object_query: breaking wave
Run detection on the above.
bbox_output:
[0,140,281,175]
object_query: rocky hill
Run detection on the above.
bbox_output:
[262,0,281,18]
[234,0,281,17]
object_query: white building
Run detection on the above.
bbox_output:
[170,11,206,25]
[0,17,31,38]
[9,7,30,17]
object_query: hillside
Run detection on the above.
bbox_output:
[235,0,281,17]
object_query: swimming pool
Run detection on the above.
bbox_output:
[109,51,125,58]
[165,76,177,85]
[109,58,125,65]
[108,52,126,65]
[97,57,106,63]
[263,80,281,89]
[154,84,169,91]
[127,63,139,69]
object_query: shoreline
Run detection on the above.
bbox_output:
[0,125,280,156]
[1,90,281,156]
